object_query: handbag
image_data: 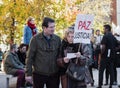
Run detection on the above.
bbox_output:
[66,44,93,83]
[66,43,86,81]
[66,61,85,81]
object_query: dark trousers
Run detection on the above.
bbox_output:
[14,70,25,88]
[89,65,94,81]
[114,65,117,82]
[98,59,114,86]
[105,67,109,84]
[105,63,117,83]
[33,73,60,88]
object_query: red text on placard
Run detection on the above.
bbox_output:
[78,21,91,30]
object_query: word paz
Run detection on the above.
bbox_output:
[78,21,91,30]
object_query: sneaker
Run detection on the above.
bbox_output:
[109,85,112,88]
[97,86,102,88]
[113,81,117,85]
[91,83,94,86]
[25,82,33,87]
[104,83,108,85]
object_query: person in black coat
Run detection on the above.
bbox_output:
[97,24,118,88]
[57,28,92,88]
[17,44,27,65]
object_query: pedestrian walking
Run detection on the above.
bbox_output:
[26,17,61,88]
[97,24,118,88]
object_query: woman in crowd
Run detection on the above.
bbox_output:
[23,16,38,49]
[57,27,93,88]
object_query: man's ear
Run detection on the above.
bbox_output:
[42,26,46,30]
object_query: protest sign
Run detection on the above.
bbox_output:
[74,14,94,44]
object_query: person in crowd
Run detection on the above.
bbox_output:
[97,24,118,88]
[0,48,3,61]
[0,48,3,70]
[26,17,61,88]
[88,29,96,86]
[94,29,103,68]
[104,33,120,86]
[117,37,120,88]
[57,27,93,88]
[16,43,27,65]
[3,44,25,88]
[23,16,38,49]
[113,33,120,85]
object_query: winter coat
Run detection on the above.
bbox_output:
[57,40,93,87]
[26,32,61,76]
[4,51,24,75]
[23,25,38,45]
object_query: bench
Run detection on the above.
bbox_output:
[0,71,13,88]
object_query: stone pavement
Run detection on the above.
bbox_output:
[0,68,120,88]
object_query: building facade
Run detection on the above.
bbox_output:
[111,0,120,26]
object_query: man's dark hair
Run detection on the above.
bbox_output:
[10,44,17,50]
[18,43,26,49]
[42,17,55,28]
[104,24,111,31]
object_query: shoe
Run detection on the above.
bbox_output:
[104,83,108,85]
[109,85,112,88]
[118,85,120,88]
[25,82,33,87]
[97,86,102,88]
[91,83,94,86]
[113,81,117,85]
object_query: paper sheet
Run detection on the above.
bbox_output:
[67,53,76,59]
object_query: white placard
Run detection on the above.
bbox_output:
[67,53,76,59]
[74,30,92,44]
[115,36,120,41]
[73,14,94,44]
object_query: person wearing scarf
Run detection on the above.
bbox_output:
[23,16,38,49]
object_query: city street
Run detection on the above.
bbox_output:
[0,68,120,88]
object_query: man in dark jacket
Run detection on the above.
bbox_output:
[97,24,118,88]
[26,17,61,88]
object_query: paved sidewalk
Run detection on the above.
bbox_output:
[0,68,120,88]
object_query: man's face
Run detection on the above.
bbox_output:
[103,27,107,34]
[44,22,55,36]
[96,31,100,35]
[21,46,26,53]
[14,46,18,52]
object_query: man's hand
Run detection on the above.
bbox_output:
[63,57,70,63]
[75,52,81,58]
[25,76,33,84]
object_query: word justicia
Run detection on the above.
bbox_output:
[74,32,91,39]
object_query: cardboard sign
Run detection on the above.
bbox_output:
[74,14,94,44]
